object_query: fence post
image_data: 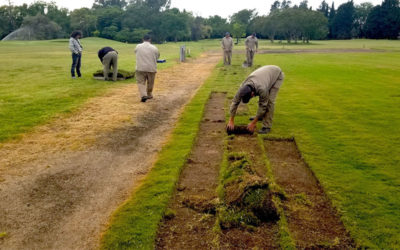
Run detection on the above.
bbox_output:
[180,45,186,62]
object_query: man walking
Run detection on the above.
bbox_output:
[135,34,160,102]
[227,65,285,134]
[245,33,259,67]
[222,32,233,65]
[98,47,118,81]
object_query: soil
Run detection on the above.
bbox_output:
[220,135,280,249]
[264,139,354,248]
[0,53,221,250]
[156,92,226,249]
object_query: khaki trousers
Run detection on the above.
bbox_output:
[261,72,285,128]
[223,50,232,65]
[246,49,255,66]
[136,71,156,98]
[103,51,118,81]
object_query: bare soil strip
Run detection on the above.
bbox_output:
[220,135,279,249]
[156,92,226,249]
[264,139,354,248]
[0,53,220,250]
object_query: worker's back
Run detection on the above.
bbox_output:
[135,42,160,73]
[244,65,283,93]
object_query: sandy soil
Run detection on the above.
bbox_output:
[0,53,221,250]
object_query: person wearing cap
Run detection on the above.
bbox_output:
[245,33,259,67]
[227,65,285,134]
[222,32,233,65]
[98,46,118,81]
[135,34,160,102]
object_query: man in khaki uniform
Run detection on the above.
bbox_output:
[135,34,160,102]
[227,65,285,134]
[98,47,118,81]
[245,33,259,67]
[221,32,233,65]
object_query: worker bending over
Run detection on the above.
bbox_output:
[227,65,285,134]
[98,46,118,81]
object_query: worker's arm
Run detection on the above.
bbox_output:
[227,91,242,130]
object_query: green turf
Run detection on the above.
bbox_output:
[0,38,219,142]
[2,39,399,248]
[101,41,400,248]
[213,49,400,248]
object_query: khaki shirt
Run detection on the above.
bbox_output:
[135,41,160,73]
[222,37,233,51]
[230,65,284,119]
[245,36,258,51]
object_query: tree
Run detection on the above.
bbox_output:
[159,8,191,41]
[353,2,373,38]
[270,1,281,13]
[231,22,246,44]
[317,0,330,17]
[205,15,230,38]
[70,8,97,37]
[46,3,70,36]
[331,1,355,39]
[93,0,127,9]
[230,9,256,37]
[21,14,62,40]
[365,0,400,39]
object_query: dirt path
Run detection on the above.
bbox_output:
[156,92,226,249]
[265,139,354,248]
[0,53,221,250]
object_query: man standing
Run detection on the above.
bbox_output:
[98,47,118,81]
[69,31,83,79]
[221,32,233,65]
[245,33,259,67]
[227,65,285,134]
[135,34,160,102]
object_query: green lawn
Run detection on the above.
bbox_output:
[1,39,399,248]
[0,38,219,142]
[102,40,400,249]
[218,48,400,248]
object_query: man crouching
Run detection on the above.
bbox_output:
[227,65,285,134]
[98,47,118,81]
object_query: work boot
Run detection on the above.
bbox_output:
[258,127,271,134]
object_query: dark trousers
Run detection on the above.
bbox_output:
[71,53,82,77]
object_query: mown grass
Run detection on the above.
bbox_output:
[213,48,400,247]
[0,38,219,142]
[102,40,400,249]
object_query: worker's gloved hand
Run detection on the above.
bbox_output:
[247,122,257,133]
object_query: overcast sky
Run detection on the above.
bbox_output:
[3,0,382,18]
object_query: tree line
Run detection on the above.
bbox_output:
[0,0,399,42]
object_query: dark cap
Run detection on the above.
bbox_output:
[239,85,253,104]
